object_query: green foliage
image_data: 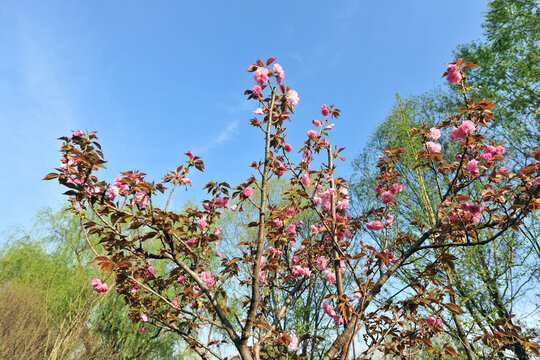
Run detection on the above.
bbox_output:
[453,0,539,157]
[0,208,184,359]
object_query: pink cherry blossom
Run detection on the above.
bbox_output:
[386,215,394,227]
[288,333,299,351]
[292,265,311,277]
[321,104,330,116]
[495,145,506,155]
[196,217,208,231]
[186,237,197,248]
[252,85,262,97]
[141,313,148,322]
[366,221,383,231]
[283,143,293,152]
[354,286,362,299]
[145,266,158,278]
[135,191,149,207]
[312,119,321,127]
[307,130,318,140]
[273,63,284,84]
[425,141,442,153]
[230,204,238,211]
[449,127,466,140]
[73,130,84,137]
[467,159,480,176]
[381,190,396,205]
[202,201,211,210]
[446,67,462,84]
[108,186,120,201]
[200,271,215,287]
[254,67,269,86]
[286,89,299,106]
[317,256,328,271]
[178,275,185,282]
[461,120,476,135]
[325,268,336,286]
[301,173,310,187]
[139,326,147,332]
[243,187,253,197]
[172,297,178,308]
[498,166,507,173]
[429,127,441,141]
[288,224,297,237]
[253,108,265,115]
[91,278,109,293]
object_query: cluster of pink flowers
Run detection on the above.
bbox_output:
[384,249,399,264]
[273,63,284,84]
[321,104,330,116]
[252,85,262,97]
[254,67,269,86]
[286,89,299,106]
[481,145,506,163]
[268,246,284,257]
[426,316,443,327]
[144,265,157,279]
[284,143,293,152]
[301,173,310,187]
[292,264,311,277]
[425,141,442,153]
[243,187,253,198]
[200,271,215,287]
[213,197,229,208]
[317,255,328,271]
[378,183,405,205]
[196,217,208,231]
[323,301,344,325]
[135,191,149,207]
[446,64,462,85]
[450,202,483,224]
[288,333,299,351]
[366,220,384,231]
[449,120,476,140]
[467,159,480,176]
[91,278,109,293]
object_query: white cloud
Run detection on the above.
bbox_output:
[192,120,239,155]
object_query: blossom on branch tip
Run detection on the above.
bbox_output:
[288,333,299,351]
[286,89,299,106]
[273,63,284,84]
[307,130,318,141]
[73,130,84,137]
[243,187,253,197]
[312,119,321,127]
[366,221,383,231]
[254,108,265,115]
[284,143,293,152]
[321,104,330,116]
[429,127,441,141]
[425,141,442,153]
[254,67,269,86]
[91,278,109,293]
[200,271,215,287]
[252,85,262,97]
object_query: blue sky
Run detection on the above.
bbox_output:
[0,0,488,234]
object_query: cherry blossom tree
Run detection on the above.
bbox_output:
[46,58,540,359]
